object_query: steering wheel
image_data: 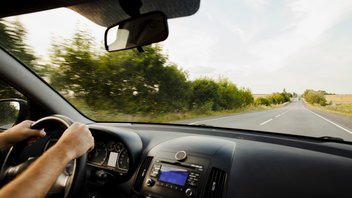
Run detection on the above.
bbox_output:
[0,115,87,197]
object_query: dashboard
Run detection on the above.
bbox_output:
[84,123,352,198]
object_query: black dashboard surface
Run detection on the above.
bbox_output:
[87,123,352,198]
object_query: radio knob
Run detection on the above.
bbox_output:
[175,151,187,161]
[185,188,193,197]
[146,178,155,187]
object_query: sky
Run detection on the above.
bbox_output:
[11,0,352,94]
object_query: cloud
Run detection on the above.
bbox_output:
[188,66,215,75]
[249,0,352,68]
[161,0,352,93]
[244,0,269,11]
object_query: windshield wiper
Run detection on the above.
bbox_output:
[318,136,345,142]
[194,124,213,127]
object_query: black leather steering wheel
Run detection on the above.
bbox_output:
[0,115,87,197]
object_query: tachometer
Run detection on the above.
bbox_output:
[88,141,107,165]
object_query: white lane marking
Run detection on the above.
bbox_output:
[191,107,292,125]
[307,109,352,135]
[267,109,292,123]
[274,109,292,118]
[260,118,273,126]
[189,115,239,125]
[280,109,291,116]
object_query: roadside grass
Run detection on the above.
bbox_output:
[317,104,352,116]
[304,99,352,117]
[67,98,289,123]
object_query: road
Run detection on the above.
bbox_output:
[175,100,352,141]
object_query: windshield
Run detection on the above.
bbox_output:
[1,0,352,141]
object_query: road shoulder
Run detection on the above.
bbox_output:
[304,103,352,133]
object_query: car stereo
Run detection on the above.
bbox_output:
[143,161,204,198]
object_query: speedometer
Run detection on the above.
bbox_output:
[117,149,130,172]
[88,141,107,165]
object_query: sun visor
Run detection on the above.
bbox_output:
[69,0,200,27]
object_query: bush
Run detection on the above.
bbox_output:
[190,78,219,111]
[255,97,270,106]
[254,89,293,107]
[238,88,254,107]
[194,101,213,114]
[303,89,327,106]
[268,93,285,104]
[190,78,254,111]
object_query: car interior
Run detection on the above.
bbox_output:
[1,0,352,198]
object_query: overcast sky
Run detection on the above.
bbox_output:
[14,0,352,94]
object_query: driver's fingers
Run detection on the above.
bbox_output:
[22,120,35,127]
[26,129,46,138]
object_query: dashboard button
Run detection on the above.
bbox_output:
[175,151,187,161]
[146,179,155,187]
[185,188,193,197]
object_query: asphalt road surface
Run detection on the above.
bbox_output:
[175,100,352,141]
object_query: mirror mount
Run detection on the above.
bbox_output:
[119,0,142,17]
[137,46,145,53]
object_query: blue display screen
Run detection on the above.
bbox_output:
[159,166,189,186]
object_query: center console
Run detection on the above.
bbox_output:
[133,136,235,198]
[143,153,207,198]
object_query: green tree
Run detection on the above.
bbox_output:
[216,79,241,110]
[238,88,254,106]
[50,30,102,102]
[0,19,37,71]
[190,78,219,111]
[216,79,254,109]
[280,88,292,103]
[100,45,191,113]
[50,30,191,114]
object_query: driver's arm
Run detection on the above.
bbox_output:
[0,122,94,198]
[0,120,46,151]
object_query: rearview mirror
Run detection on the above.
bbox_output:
[0,99,28,129]
[105,11,169,52]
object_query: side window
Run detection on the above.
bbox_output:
[0,80,24,99]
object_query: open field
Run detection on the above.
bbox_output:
[306,94,352,116]
[325,94,352,104]
[253,94,270,100]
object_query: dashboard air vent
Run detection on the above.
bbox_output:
[204,168,227,198]
[134,156,153,192]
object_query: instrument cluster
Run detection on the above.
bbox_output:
[88,139,130,174]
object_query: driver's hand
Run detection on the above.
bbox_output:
[0,120,46,148]
[54,122,94,160]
